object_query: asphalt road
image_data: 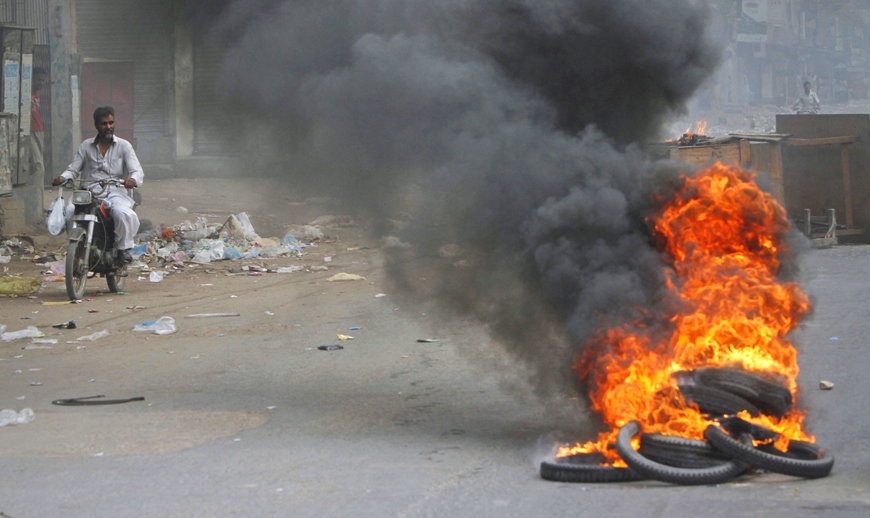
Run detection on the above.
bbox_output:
[1,218,869,517]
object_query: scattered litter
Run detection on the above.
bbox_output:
[52,320,77,329]
[31,339,57,345]
[318,344,344,351]
[198,283,214,286]
[310,266,329,271]
[149,271,166,283]
[265,311,275,316]
[327,273,366,282]
[417,339,440,343]
[175,206,189,214]
[29,382,42,386]
[126,305,147,310]
[185,313,240,319]
[267,406,277,410]
[375,293,387,298]
[819,380,835,390]
[0,408,34,427]
[52,395,145,406]
[349,326,362,331]
[76,330,109,341]
[337,334,354,341]
[277,266,303,273]
[41,301,74,306]
[2,327,44,342]
[324,256,333,262]
[0,277,42,295]
[830,337,839,341]
[88,309,100,313]
[24,345,53,350]
[132,321,157,332]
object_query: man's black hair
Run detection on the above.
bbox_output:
[804,81,812,88]
[93,106,114,124]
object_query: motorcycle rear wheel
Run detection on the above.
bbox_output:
[66,239,89,300]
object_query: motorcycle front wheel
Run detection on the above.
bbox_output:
[66,239,89,300]
[107,267,126,293]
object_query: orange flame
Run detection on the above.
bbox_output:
[696,120,708,135]
[559,162,812,462]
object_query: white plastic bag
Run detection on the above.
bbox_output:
[46,188,66,236]
[1,326,43,342]
[153,316,177,335]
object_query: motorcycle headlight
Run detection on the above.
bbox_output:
[72,190,92,205]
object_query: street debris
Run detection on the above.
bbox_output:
[52,395,145,406]
[819,380,835,390]
[337,334,354,341]
[149,271,166,282]
[416,339,440,343]
[2,327,44,342]
[76,330,109,341]
[349,326,362,330]
[184,313,240,319]
[318,344,344,351]
[375,293,387,298]
[327,273,366,282]
[0,277,41,296]
[132,316,177,335]
[0,408,35,427]
[52,320,77,329]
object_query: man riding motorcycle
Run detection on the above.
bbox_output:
[53,106,144,267]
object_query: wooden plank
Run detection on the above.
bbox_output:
[729,132,791,142]
[769,141,785,206]
[784,136,857,146]
[674,143,741,166]
[842,144,854,228]
[739,139,751,167]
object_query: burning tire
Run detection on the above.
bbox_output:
[704,425,834,479]
[677,384,760,417]
[540,453,645,483]
[639,434,732,469]
[694,368,792,417]
[616,422,749,485]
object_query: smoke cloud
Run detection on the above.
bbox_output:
[180,0,722,400]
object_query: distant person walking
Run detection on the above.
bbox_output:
[793,81,821,114]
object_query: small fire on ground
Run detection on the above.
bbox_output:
[560,162,812,465]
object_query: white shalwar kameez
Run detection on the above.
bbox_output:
[59,134,144,250]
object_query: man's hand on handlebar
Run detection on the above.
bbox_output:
[52,176,66,186]
[124,178,137,189]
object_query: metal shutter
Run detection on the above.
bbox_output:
[75,0,172,138]
[193,38,240,156]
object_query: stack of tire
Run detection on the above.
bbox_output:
[541,368,834,484]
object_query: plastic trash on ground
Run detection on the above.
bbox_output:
[130,244,148,258]
[224,246,243,260]
[0,277,42,296]
[327,273,366,282]
[2,326,44,342]
[150,271,166,282]
[77,329,109,341]
[153,316,177,335]
[133,321,156,332]
[0,408,35,427]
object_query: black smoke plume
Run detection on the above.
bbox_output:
[179,0,721,399]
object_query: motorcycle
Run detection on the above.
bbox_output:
[62,178,137,300]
